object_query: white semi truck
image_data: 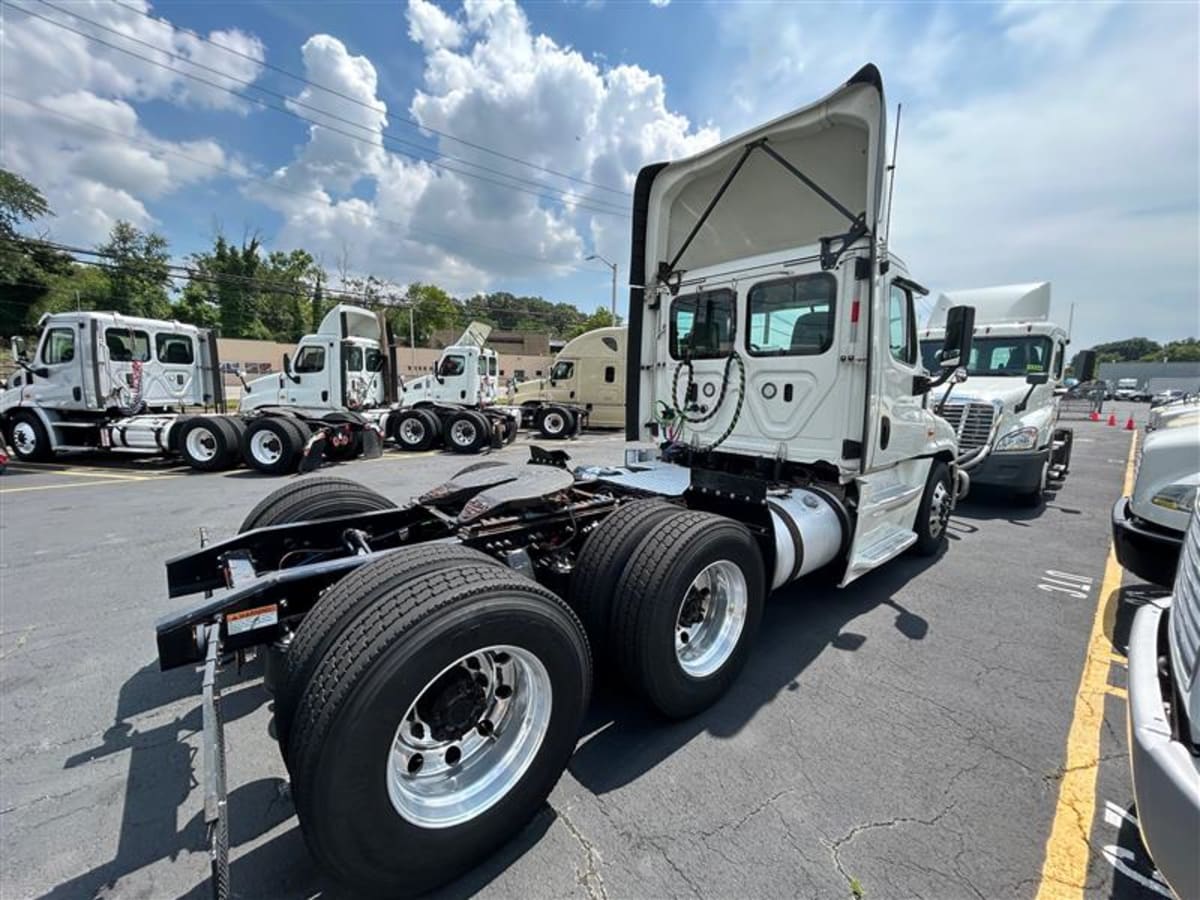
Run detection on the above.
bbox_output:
[154,65,985,897]
[387,322,520,453]
[510,325,626,437]
[919,283,1094,505]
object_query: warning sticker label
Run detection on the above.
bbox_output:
[226,604,279,636]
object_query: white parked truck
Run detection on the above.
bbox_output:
[510,325,626,437]
[919,283,1092,505]
[386,321,520,453]
[154,65,983,897]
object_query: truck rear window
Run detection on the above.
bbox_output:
[106,329,150,362]
[156,334,194,365]
[670,289,735,360]
[746,274,836,356]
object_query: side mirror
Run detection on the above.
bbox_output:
[10,336,28,363]
[281,352,300,385]
[938,305,975,370]
[1025,372,1050,386]
[1075,349,1098,383]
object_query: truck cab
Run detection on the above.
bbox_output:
[240,304,389,416]
[510,326,626,429]
[398,322,500,409]
[919,283,1070,504]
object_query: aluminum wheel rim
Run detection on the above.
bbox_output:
[543,412,565,434]
[185,426,218,463]
[399,417,426,446]
[11,421,37,454]
[928,479,952,538]
[450,419,477,447]
[387,645,552,829]
[250,429,283,465]
[675,560,748,679]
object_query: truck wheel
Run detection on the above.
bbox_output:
[322,413,362,462]
[910,461,953,556]
[610,511,765,718]
[414,408,442,442]
[446,410,487,454]
[6,410,52,462]
[275,545,504,756]
[501,414,519,445]
[177,416,236,471]
[1018,459,1050,508]
[570,499,677,654]
[239,475,395,533]
[536,406,571,439]
[242,417,305,474]
[391,410,436,452]
[287,564,590,897]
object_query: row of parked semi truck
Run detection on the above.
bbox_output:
[0,305,628,474]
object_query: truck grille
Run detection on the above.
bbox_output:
[939,402,996,450]
[1170,505,1200,693]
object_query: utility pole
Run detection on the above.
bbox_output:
[409,305,416,368]
[586,254,618,320]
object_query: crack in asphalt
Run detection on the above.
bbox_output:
[558,806,608,900]
[827,801,958,897]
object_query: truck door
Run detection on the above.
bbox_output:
[288,339,334,407]
[30,323,82,410]
[153,332,199,406]
[864,280,925,470]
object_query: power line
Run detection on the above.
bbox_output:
[3,91,619,276]
[16,1,630,218]
[107,0,629,197]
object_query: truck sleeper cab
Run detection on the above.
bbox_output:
[511,326,626,438]
[153,64,977,898]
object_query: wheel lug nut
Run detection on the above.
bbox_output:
[477,719,493,736]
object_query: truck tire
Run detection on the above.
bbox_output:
[177,416,237,471]
[391,410,437,452]
[446,410,488,454]
[322,412,362,462]
[1018,458,1050,508]
[536,406,572,439]
[239,475,396,533]
[569,499,677,654]
[6,410,52,462]
[275,545,505,755]
[610,511,765,718]
[910,461,953,556]
[242,417,305,474]
[287,564,591,897]
[414,408,442,442]
[498,414,518,445]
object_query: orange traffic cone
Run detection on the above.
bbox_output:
[1089,410,1100,421]
[1107,413,1117,426]
[1125,417,1136,431]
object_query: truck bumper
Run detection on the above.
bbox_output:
[967,447,1048,492]
[1112,497,1183,587]
[1126,599,1200,900]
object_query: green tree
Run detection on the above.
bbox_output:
[310,271,327,332]
[1144,338,1200,362]
[566,307,619,338]
[400,282,460,345]
[29,264,110,318]
[260,249,321,342]
[97,221,171,319]
[184,234,267,338]
[0,169,69,334]
[1091,336,1161,363]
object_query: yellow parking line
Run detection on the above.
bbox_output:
[1035,430,1138,900]
[0,475,181,494]
[365,451,439,463]
[1105,685,1128,701]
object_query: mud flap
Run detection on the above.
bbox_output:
[201,623,230,900]
[298,432,327,474]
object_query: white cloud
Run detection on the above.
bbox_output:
[252,0,717,293]
[0,0,262,243]
[649,0,671,7]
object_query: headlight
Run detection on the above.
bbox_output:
[995,426,1038,452]
[1150,484,1199,512]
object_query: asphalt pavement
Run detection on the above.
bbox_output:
[0,402,1174,899]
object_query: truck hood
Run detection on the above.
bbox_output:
[641,64,886,284]
[511,379,547,400]
[949,377,1033,409]
[1130,414,1200,531]
[238,371,280,411]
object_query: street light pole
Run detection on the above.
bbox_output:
[586,253,618,320]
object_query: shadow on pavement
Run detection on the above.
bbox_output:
[570,552,938,795]
[46,660,275,900]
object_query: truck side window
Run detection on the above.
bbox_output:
[439,355,465,377]
[602,337,619,352]
[156,334,194,365]
[888,285,916,365]
[670,288,735,360]
[605,365,616,383]
[551,361,574,380]
[294,346,326,373]
[42,328,75,364]
[344,346,364,371]
[365,349,384,372]
[746,274,835,356]
[106,329,150,362]
[489,356,498,376]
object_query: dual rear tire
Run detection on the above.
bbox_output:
[241,417,310,474]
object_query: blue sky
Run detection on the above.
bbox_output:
[2,0,1197,351]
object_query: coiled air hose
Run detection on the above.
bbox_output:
[668,351,746,452]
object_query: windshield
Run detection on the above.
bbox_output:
[921,336,1053,377]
